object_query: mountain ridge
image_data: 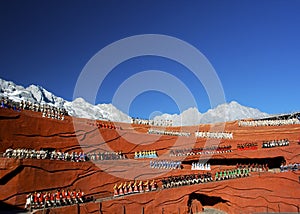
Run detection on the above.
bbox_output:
[0,77,269,125]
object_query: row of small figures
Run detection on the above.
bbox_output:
[170,149,232,157]
[238,118,300,127]
[19,100,67,114]
[262,139,289,148]
[42,111,65,120]
[134,151,158,159]
[161,173,213,189]
[113,180,157,197]
[87,152,126,161]
[3,148,88,162]
[191,163,211,171]
[195,131,233,139]
[214,168,250,181]
[150,160,181,169]
[280,163,300,172]
[25,189,85,210]
[4,148,49,159]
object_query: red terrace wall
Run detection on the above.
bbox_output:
[34,171,300,214]
[0,108,300,213]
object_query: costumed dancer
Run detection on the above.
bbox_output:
[138,180,144,193]
[127,181,133,194]
[150,180,157,191]
[133,181,139,193]
[113,184,119,197]
[144,180,150,192]
[123,182,128,195]
[118,183,124,196]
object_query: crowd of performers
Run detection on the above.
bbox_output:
[238,118,300,127]
[131,118,173,127]
[191,162,211,170]
[169,145,232,157]
[262,139,289,148]
[3,148,130,162]
[246,163,269,172]
[24,189,86,210]
[161,172,213,189]
[214,163,269,181]
[0,97,67,120]
[0,97,21,111]
[41,104,66,120]
[87,151,126,161]
[86,120,120,130]
[148,129,191,137]
[132,118,154,125]
[113,180,157,197]
[214,167,249,181]
[150,160,181,169]
[152,119,173,127]
[134,150,158,159]
[195,131,233,139]
[237,142,258,150]
[3,148,88,161]
[280,162,300,172]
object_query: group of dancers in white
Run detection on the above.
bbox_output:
[131,118,173,126]
[191,162,211,170]
[195,131,233,139]
[238,118,300,127]
[150,160,181,169]
[148,128,191,137]
[3,148,87,162]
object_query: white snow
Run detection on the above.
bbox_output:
[154,101,269,126]
[0,77,269,125]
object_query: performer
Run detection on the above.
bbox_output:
[113,184,119,197]
[24,193,32,209]
[150,180,157,191]
[127,181,133,194]
[55,189,61,206]
[44,192,51,207]
[123,182,128,195]
[133,180,139,193]
[144,180,150,192]
[71,189,77,203]
[66,189,72,204]
[118,183,124,196]
[50,192,55,206]
[215,172,219,181]
[38,192,44,208]
[76,190,84,203]
[138,180,144,193]
[61,189,67,204]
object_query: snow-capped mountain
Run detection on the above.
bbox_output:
[201,101,269,123]
[64,98,131,122]
[0,78,269,125]
[0,78,131,122]
[0,79,65,108]
[153,101,269,126]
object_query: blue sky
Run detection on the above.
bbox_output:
[0,0,299,118]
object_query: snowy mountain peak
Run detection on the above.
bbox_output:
[154,101,269,126]
[0,77,269,125]
[26,84,65,108]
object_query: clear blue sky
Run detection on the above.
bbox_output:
[0,0,299,118]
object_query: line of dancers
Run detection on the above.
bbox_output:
[25,189,85,210]
[113,180,157,197]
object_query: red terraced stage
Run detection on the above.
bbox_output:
[0,108,300,213]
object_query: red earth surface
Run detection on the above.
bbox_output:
[0,108,299,213]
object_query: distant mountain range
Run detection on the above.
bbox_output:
[0,78,269,125]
